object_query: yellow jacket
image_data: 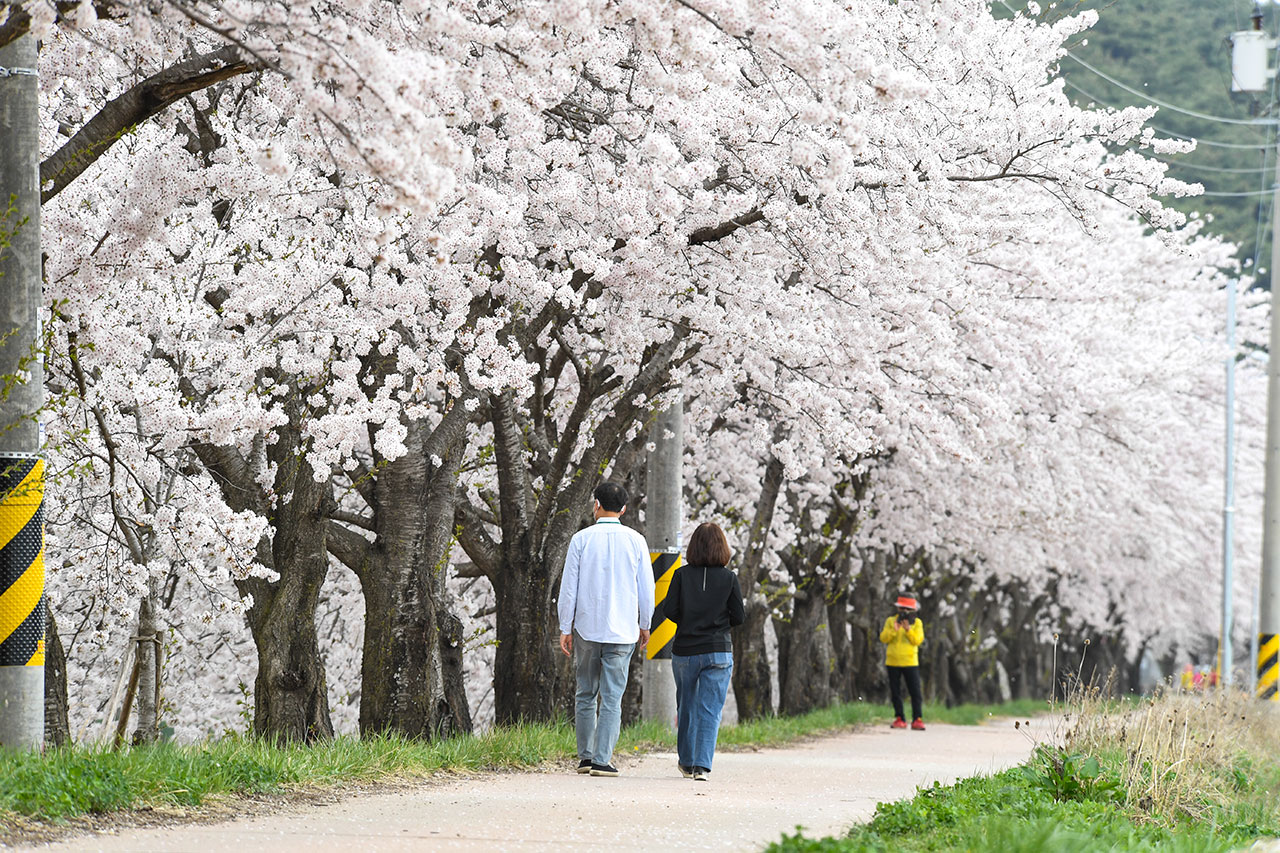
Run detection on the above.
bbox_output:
[880,616,924,667]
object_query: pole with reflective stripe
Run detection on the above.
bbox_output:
[1261,139,1280,704]
[642,399,680,726]
[647,551,680,659]
[0,33,45,749]
[1260,634,1279,700]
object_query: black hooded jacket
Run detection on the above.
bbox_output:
[660,564,746,656]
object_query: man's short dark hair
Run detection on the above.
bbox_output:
[594,482,628,512]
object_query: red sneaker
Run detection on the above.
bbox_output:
[891,717,907,729]
[911,718,926,731]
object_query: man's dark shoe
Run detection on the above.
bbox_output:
[679,764,694,778]
[693,767,709,781]
[577,759,593,774]
[589,763,620,777]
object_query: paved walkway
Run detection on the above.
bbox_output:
[23,717,1057,853]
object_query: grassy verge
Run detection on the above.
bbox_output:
[0,698,1034,825]
[768,690,1280,852]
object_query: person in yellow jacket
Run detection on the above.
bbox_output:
[880,595,925,730]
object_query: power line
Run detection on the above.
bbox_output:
[1155,158,1272,175]
[1063,52,1270,126]
[1250,137,1273,268]
[1135,148,1274,174]
[1197,188,1278,197]
[999,0,1279,219]
[1064,78,1274,149]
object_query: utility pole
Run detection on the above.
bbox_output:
[0,34,46,749]
[1224,275,1237,687]
[1260,139,1280,700]
[1229,5,1280,700]
[642,398,680,726]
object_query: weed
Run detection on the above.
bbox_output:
[1065,684,1280,827]
[1021,744,1123,803]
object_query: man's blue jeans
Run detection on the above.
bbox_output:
[574,635,635,766]
[671,651,734,771]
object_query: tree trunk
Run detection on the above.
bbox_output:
[826,586,857,703]
[618,441,648,728]
[1126,640,1147,695]
[357,428,472,738]
[131,585,160,745]
[239,446,333,743]
[620,647,644,727]
[43,609,69,747]
[493,549,562,725]
[732,454,784,720]
[194,408,336,743]
[845,550,890,704]
[774,580,835,716]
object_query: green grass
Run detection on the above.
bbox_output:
[767,761,1280,853]
[922,697,1048,726]
[0,699,1037,825]
[766,696,1280,853]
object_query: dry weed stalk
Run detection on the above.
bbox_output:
[1063,679,1278,824]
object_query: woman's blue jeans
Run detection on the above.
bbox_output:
[671,651,734,771]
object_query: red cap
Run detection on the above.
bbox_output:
[895,596,919,610]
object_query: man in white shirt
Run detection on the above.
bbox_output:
[557,482,654,777]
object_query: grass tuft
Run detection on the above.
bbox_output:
[1065,683,1280,827]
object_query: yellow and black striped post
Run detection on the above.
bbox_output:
[0,455,46,747]
[646,550,680,660]
[1258,633,1279,701]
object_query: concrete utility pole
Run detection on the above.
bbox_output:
[642,399,680,726]
[1223,275,1237,687]
[1259,144,1280,700]
[0,34,46,749]
[1229,7,1280,700]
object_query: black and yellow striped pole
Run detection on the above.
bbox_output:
[0,455,45,747]
[641,399,681,726]
[647,550,680,660]
[1258,633,1278,702]
[0,31,45,750]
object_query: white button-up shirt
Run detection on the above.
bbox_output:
[557,517,654,644]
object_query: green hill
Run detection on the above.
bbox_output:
[1003,0,1276,283]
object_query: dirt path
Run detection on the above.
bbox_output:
[21,717,1056,853]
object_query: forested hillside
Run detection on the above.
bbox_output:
[1010,0,1276,281]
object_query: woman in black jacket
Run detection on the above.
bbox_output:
[660,522,746,781]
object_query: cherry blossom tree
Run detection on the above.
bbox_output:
[22,0,1261,741]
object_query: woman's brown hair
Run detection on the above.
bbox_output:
[686,522,732,567]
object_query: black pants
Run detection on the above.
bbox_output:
[887,665,923,721]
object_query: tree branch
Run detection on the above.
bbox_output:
[329,509,375,531]
[40,44,257,202]
[0,2,89,50]
[688,208,765,246]
[325,520,372,577]
[454,499,499,582]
